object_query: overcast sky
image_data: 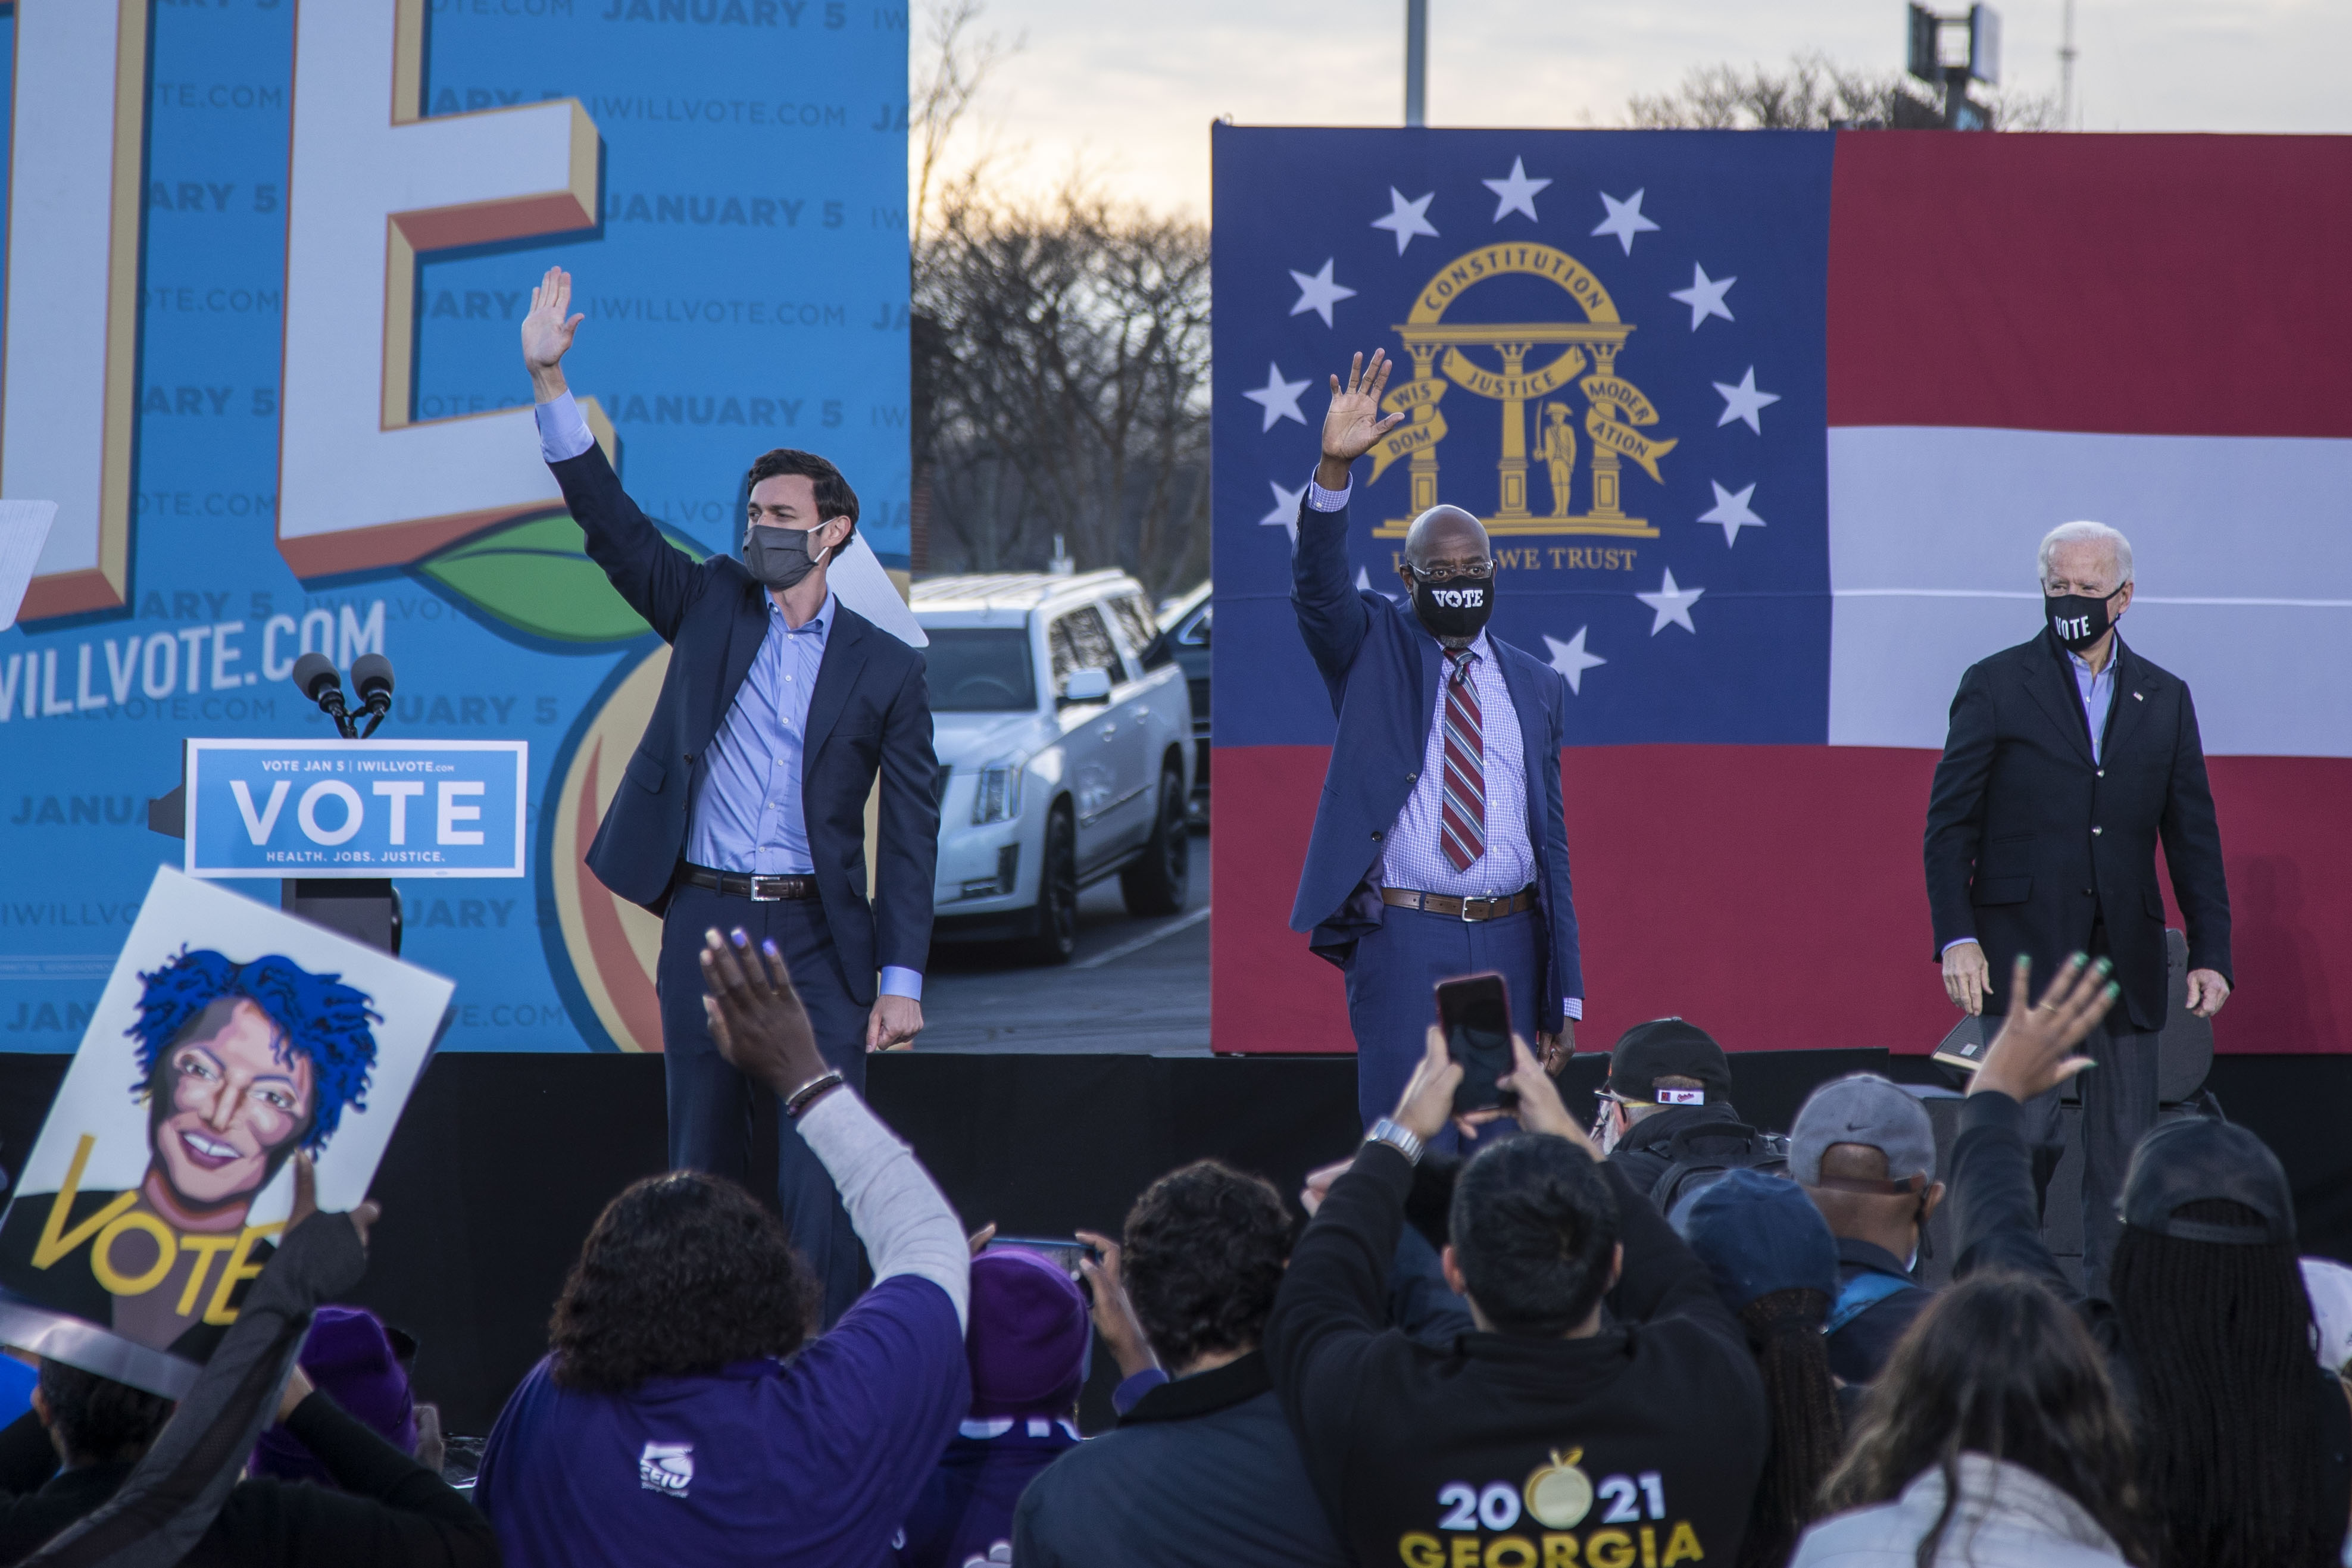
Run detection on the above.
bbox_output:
[930,0,2352,215]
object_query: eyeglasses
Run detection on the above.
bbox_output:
[1408,560,1495,584]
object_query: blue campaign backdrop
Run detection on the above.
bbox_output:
[1211,126,1834,749]
[0,3,907,1051]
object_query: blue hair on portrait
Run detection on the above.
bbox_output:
[127,948,382,1154]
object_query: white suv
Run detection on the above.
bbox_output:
[916,569,1195,963]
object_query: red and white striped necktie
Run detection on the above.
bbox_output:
[1439,649,1485,873]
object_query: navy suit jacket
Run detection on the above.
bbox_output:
[548,444,939,1004]
[1286,499,1583,1031]
[1924,628,2229,1032]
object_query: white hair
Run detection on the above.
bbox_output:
[2038,520,2134,588]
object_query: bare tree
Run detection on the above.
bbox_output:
[914,179,1211,597]
[1629,52,2060,131]
[909,0,1019,244]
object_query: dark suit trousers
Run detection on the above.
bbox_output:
[657,881,869,1328]
[1343,903,1540,1155]
[2016,1019,2160,1300]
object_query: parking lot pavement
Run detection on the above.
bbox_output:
[913,829,1211,1055]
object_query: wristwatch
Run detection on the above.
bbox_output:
[1365,1117,1425,1166]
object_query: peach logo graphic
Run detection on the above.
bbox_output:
[548,645,670,1054]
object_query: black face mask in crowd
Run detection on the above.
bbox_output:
[1410,574,1495,643]
[742,522,833,591]
[2045,591,2115,652]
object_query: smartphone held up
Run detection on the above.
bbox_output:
[1435,972,1516,1116]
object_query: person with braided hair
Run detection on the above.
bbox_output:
[1676,1169,1845,1568]
[1945,950,2352,1567]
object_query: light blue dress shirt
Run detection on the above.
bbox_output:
[687,591,833,879]
[535,392,919,1001]
[2067,645,2116,765]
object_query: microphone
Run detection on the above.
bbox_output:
[350,652,395,738]
[292,651,357,738]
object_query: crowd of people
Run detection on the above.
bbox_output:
[0,939,2345,1567]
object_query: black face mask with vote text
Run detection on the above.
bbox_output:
[1410,576,1495,643]
[2045,591,2115,652]
[742,522,834,591]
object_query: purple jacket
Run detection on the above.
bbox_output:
[477,1276,969,1568]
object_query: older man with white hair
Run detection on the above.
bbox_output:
[1923,520,2232,1293]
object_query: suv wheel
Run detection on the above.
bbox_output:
[1119,766,1190,917]
[1017,804,1079,965]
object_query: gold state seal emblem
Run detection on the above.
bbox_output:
[1523,1447,1596,1529]
[1370,243,1675,539]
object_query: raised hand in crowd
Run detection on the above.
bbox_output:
[1966,953,2119,1104]
[1300,1157,1349,1217]
[1313,351,1405,489]
[1452,1034,1601,1155]
[700,927,837,1107]
[1076,1230,1160,1382]
[283,1147,380,1250]
[1385,1026,1466,1146]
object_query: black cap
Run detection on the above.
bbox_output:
[2119,1117,2295,1246]
[1606,1018,1731,1105]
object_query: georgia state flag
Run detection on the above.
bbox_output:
[1208,126,2352,1059]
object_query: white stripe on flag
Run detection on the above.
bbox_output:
[1826,426,2352,757]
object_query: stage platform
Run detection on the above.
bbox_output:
[1,1048,2344,1436]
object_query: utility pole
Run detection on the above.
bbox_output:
[2058,0,2077,129]
[1404,0,1427,127]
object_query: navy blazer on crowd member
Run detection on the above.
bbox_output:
[1285,498,1583,1033]
[548,443,939,1005]
[1924,627,2229,1033]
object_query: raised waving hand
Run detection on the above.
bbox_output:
[1314,349,1406,489]
[521,266,583,401]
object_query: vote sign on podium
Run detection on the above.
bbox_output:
[184,739,527,879]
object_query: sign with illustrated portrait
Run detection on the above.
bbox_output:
[0,867,452,1395]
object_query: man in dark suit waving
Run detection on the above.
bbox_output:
[1289,351,1583,1138]
[1925,519,2231,1292]
[520,268,938,1322]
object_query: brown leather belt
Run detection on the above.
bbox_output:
[679,863,820,902]
[1380,885,1536,922]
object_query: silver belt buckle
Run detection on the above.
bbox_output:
[747,875,783,902]
[1461,897,1488,922]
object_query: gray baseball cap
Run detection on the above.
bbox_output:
[1790,1074,1937,1188]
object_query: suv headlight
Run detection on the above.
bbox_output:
[971,761,1024,825]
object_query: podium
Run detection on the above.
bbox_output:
[150,736,527,957]
[146,779,403,955]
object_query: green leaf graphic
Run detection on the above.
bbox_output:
[420,511,709,644]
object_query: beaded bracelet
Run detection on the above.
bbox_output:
[785,1068,845,1118]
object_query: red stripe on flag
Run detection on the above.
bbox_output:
[1828,135,2352,438]
[1211,744,2352,1056]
